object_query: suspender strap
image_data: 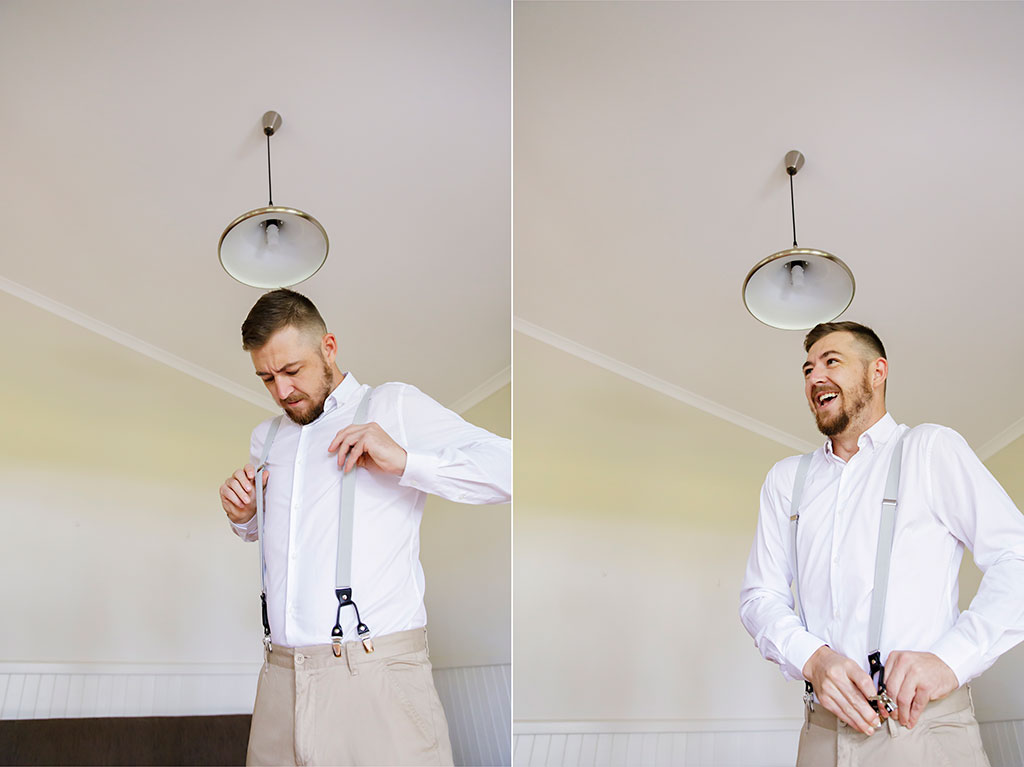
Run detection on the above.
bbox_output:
[789,452,815,629]
[866,433,907,705]
[255,416,284,652]
[789,452,815,706]
[332,387,374,656]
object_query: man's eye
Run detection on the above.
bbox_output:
[827,358,838,365]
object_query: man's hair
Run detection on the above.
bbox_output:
[803,321,886,360]
[241,288,327,351]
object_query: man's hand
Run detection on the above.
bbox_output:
[328,422,408,476]
[802,645,882,735]
[219,464,269,524]
[883,651,958,729]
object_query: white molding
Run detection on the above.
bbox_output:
[977,413,1024,461]
[450,365,511,414]
[0,275,277,414]
[514,318,817,454]
[0,662,259,677]
[514,718,803,735]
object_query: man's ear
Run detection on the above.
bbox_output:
[872,357,888,392]
[321,332,338,365]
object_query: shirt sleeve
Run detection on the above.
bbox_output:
[923,427,1024,685]
[392,384,511,504]
[739,458,828,681]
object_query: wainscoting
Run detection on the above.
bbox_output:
[0,661,511,767]
[513,718,1024,767]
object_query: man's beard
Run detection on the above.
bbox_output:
[814,371,873,437]
[283,358,334,426]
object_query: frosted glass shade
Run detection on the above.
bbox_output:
[219,206,329,288]
[742,248,855,330]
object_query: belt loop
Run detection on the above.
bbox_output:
[424,628,430,658]
[967,684,975,716]
[345,640,359,676]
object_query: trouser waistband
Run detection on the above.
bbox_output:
[265,627,427,671]
[806,684,973,731]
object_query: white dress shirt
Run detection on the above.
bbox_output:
[740,413,1024,686]
[231,373,511,648]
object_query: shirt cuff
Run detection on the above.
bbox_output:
[929,629,977,687]
[398,451,439,494]
[230,514,258,539]
[786,633,829,682]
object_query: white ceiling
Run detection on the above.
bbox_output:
[1,0,510,412]
[514,1,1024,457]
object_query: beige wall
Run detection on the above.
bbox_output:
[0,291,509,670]
[513,332,1024,722]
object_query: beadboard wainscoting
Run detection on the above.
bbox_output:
[513,718,1024,767]
[0,662,511,767]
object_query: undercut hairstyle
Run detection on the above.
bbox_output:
[804,321,887,361]
[241,288,327,351]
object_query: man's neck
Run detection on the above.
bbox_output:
[332,367,346,391]
[830,407,887,462]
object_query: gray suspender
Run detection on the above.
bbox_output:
[331,388,375,655]
[789,431,908,710]
[254,386,375,655]
[255,416,283,652]
[789,452,814,630]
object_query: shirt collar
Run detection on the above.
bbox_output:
[323,372,361,414]
[823,412,898,462]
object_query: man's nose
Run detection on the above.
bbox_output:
[274,379,293,400]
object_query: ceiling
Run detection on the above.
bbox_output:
[514,0,1024,457]
[0,0,510,413]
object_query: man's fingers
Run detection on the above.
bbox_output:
[233,469,253,494]
[228,477,251,505]
[244,463,256,481]
[821,689,875,736]
[345,439,365,473]
[222,485,246,510]
[908,690,928,728]
[262,469,270,486]
[329,425,365,454]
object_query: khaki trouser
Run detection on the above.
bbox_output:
[246,627,454,767]
[796,685,990,767]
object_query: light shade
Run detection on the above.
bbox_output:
[218,206,329,288]
[742,248,855,330]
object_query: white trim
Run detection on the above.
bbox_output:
[977,413,1024,461]
[514,718,803,735]
[514,318,817,454]
[449,365,511,414]
[0,275,277,413]
[0,662,259,677]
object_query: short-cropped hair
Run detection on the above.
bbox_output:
[803,321,886,360]
[241,288,327,351]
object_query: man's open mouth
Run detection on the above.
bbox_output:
[816,391,839,408]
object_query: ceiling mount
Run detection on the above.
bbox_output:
[218,110,329,289]
[262,110,282,136]
[741,150,855,330]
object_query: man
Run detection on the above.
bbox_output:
[218,289,511,767]
[740,321,1024,766]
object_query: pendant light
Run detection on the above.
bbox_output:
[218,111,329,288]
[742,151,855,330]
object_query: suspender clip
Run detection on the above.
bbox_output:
[331,636,343,658]
[867,650,896,714]
[357,622,374,654]
[260,591,273,653]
